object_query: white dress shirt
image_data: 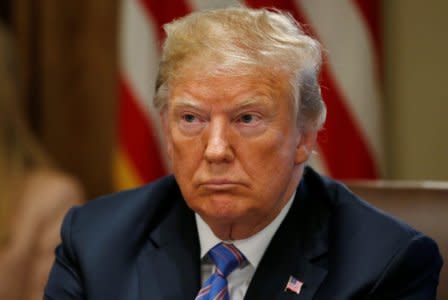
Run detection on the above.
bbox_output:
[195,192,295,300]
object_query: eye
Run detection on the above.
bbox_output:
[182,113,197,123]
[239,114,255,123]
[237,113,261,125]
[178,112,206,135]
[234,112,266,135]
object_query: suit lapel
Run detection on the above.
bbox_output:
[244,173,330,300]
[137,195,201,300]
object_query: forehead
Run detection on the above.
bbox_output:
[168,68,291,109]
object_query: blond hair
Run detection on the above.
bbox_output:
[154,7,326,132]
[0,24,50,244]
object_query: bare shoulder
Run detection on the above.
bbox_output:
[3,168,85,268]
[8,170,85,299]
[14,169,85,232]
[22,168,84,208]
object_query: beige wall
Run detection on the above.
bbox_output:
[384,0,448,180]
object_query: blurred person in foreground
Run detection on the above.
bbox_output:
[0,23,84,300]
[45,7,442,300]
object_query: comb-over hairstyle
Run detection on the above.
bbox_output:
[154,7,326,132]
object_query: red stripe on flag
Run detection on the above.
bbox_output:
[118,74,166,183]
[245,0,378,178]
[138,0,192,42]
[244,0,314,35]
[319,69,378,179]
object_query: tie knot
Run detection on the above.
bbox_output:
[208,243,246,277]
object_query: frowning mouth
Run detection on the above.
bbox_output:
[199,179,243,190]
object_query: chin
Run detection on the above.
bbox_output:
[196,195,248,221]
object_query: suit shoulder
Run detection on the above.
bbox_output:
[303,167,428,251]
[64,175,181,242]
[309,169,418,237]
[303,168,442,295]
[370,233,443,298]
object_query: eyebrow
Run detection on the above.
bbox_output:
[170,95,272,112]
[236,97,271,108]
[170,97,204,110]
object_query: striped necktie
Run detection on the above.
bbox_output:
[195,243,246,300]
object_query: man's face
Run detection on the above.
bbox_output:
[162,69,314,237]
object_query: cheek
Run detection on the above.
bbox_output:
[170,129,203,171]
[245,130,295,170]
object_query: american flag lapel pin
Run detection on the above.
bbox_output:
[284,275,303,294]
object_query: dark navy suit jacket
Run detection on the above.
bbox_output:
[44,168,442,299]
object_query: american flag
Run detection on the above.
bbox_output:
[285,275,303,294]
[115,0,383,190]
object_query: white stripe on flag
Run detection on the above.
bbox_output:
[120,0,160,118]
[296,0,384,170]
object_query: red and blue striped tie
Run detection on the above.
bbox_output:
[195,243,246,300]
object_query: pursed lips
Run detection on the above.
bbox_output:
[199,179,244,191]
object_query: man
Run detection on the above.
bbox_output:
[45,7,442,299]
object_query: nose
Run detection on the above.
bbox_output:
[204,118,234,163]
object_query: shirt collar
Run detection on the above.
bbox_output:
[195,191,296,269]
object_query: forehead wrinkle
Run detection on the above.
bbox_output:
[170,96,204,110]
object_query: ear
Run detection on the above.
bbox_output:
[160,110,173,160]
[294,130,318,165]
